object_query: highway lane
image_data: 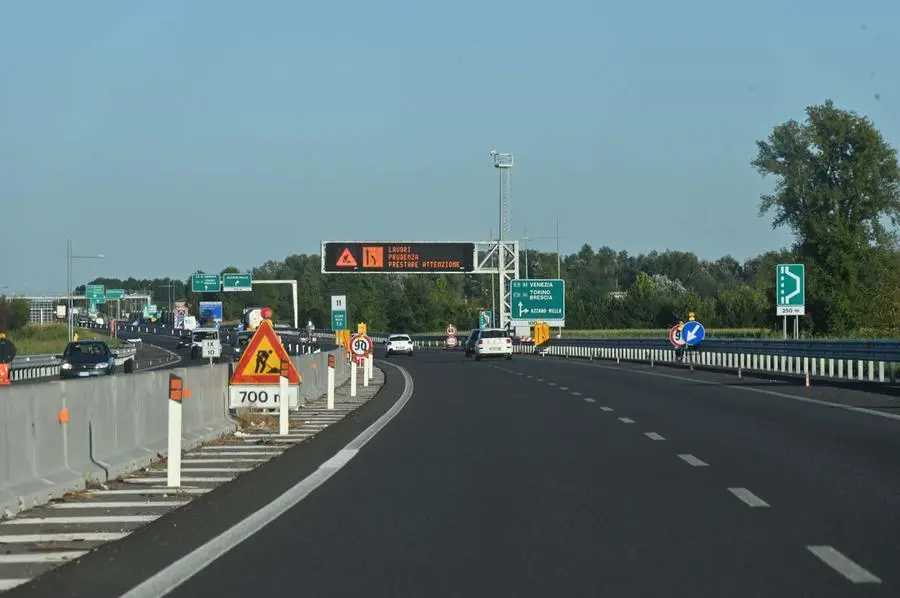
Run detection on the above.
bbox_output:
[126,349,895,597]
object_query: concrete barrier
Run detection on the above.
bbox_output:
[0,347,349,519]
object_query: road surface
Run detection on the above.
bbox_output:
[7,349,899,597]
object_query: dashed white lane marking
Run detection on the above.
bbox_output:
[0,552,87,564]
[644,432,665,440]
[571,391,582,396]
[526,375,533,379]
[807,545,882,584]
[0,532,129,543]
[728,487,770,508]
[678,454,709,467]
[0,579,30,591]
[170,467,253,473]
[536,378,544,382]
[198,449,285,454]
[5,515,157,525]
[182,458,269,464]
[50,501,188,509]
[584,397,596,403]
[547,382,557,386]
[559,386,569,391]
[600,406,614,412]
[618,417,635,424]
[124,477,234,484]
[84,488,210,495]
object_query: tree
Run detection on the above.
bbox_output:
[0,297,29,331]
[752,100,900,333]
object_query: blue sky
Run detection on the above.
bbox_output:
[1,0,897,294]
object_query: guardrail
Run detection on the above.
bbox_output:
[352,330,900,385]
[9,345,138,383]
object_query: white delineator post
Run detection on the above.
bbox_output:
[367,353,374,382]
[327,354,335,410]
[167,374,185,488]
[363,354,370,387]
[350,356,358,398]
[279,359,289,436]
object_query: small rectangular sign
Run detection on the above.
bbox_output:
[191,274,221,293]
[228,385,299,409]
[222,273,252,292]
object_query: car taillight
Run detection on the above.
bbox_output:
[478,339,484,345]
[505,338,512,344]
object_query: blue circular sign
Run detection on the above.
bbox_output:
[681,321,705,346]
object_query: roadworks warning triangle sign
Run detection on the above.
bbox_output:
[336,248,358,267]
[230,320,302,385]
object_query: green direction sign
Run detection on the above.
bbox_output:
[222,273,252,292]
[85,284,105,299]
[510,279,566,326]
[479,310,492,329]
[776,263,805,316]
[191,274,221,293]
[106,289,125,300]
[331,310,347,330]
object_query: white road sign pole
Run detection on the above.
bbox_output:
[167,374,184,488]
[279,361,289,436]
[327,355,335,410]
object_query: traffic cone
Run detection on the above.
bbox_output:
[0,363,10,386]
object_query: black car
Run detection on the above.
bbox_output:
[58,340,117,379]
[463,328,480,357]
[176,334,191,349]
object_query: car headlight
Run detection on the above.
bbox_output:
[61,363,72,370]
[95,363,108,369]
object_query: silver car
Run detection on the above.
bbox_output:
[385,334,414,357]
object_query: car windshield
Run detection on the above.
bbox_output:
[480,330,508,339]
[390,335,410,342]
[192,331,217,341]
[65,343,109,357]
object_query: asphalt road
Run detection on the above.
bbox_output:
[9,348,900,597]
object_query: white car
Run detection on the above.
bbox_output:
[473,328,513,361]
[385,334,414,357]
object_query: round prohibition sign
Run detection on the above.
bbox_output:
[668,324,686,348]
[349,333,373,357]
[446,324,457,335]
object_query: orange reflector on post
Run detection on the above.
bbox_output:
[58,408,69,424]
[328,355,335,368]
[168,373,184,402]
[280,359,289,378]
[0,363,9,386]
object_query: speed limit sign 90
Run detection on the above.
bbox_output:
[349,333,373,358]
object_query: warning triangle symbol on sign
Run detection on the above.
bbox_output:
[336,248,358,267]
[230,320,302,385]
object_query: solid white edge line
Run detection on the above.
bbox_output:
[521,354,900,423]
[807,545,881,583]
[118,362,414,598]
[0,579,31,591]
[0,551,87,564]
[727,487,770,507]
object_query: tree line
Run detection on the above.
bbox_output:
[81,100,900,337]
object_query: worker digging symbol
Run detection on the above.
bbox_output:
[255,349,273,374]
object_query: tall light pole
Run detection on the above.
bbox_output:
[490,150,513,330]
[67,239,105,342]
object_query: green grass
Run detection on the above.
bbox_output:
[9,324,126,355]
